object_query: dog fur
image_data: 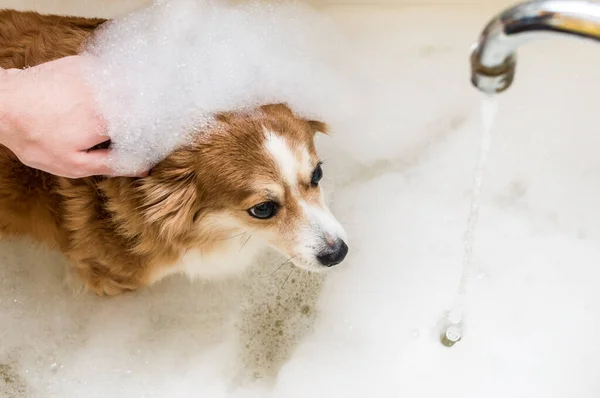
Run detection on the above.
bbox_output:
[0,9,348,296]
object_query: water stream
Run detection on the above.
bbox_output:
[442,96,498,346]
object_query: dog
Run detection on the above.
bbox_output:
[0,9,348,296]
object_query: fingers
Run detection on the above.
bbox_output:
[73,149,114,177]
[75,149,148,178]
[17,148,148,178]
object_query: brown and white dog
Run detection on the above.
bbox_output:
[0,9,348,296]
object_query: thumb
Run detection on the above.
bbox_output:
[78,149,148,178]
[75,149,114,177]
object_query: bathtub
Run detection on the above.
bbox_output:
[1,0,600,397]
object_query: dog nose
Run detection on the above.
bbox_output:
[316,239,349,267]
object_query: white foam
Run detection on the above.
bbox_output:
[83,0,357,174]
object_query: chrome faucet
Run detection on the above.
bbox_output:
[471,0,600,94]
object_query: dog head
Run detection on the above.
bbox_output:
[138,103,348,271]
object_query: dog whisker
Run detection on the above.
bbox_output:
[217,231,247,241]
[238,234,252,254]
[276,267,296,297]
[257,256,295,278]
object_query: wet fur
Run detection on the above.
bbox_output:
[0,9,332,295]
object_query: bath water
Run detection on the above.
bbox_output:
[443,96,498,346]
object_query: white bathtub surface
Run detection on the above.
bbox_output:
[2,2,600,398]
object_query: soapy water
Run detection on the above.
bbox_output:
[444,96,497,340]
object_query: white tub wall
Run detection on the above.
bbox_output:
[0,0,147,17]
[1,0,518,18]
[314,0,517,5]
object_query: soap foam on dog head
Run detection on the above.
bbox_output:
[83,0,356,174]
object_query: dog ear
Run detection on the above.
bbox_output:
[135,153,198,243]
[307,119,329,136]
[260,103,295,117]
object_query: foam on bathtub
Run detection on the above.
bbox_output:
[83,0,355,174]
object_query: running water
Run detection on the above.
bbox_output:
[442,95,498,346]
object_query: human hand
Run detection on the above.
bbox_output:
[0,56,146,178]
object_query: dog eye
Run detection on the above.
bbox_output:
[311,163,323,187]
[248,201,279,219]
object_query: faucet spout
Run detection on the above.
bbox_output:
[471,0,600,94]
